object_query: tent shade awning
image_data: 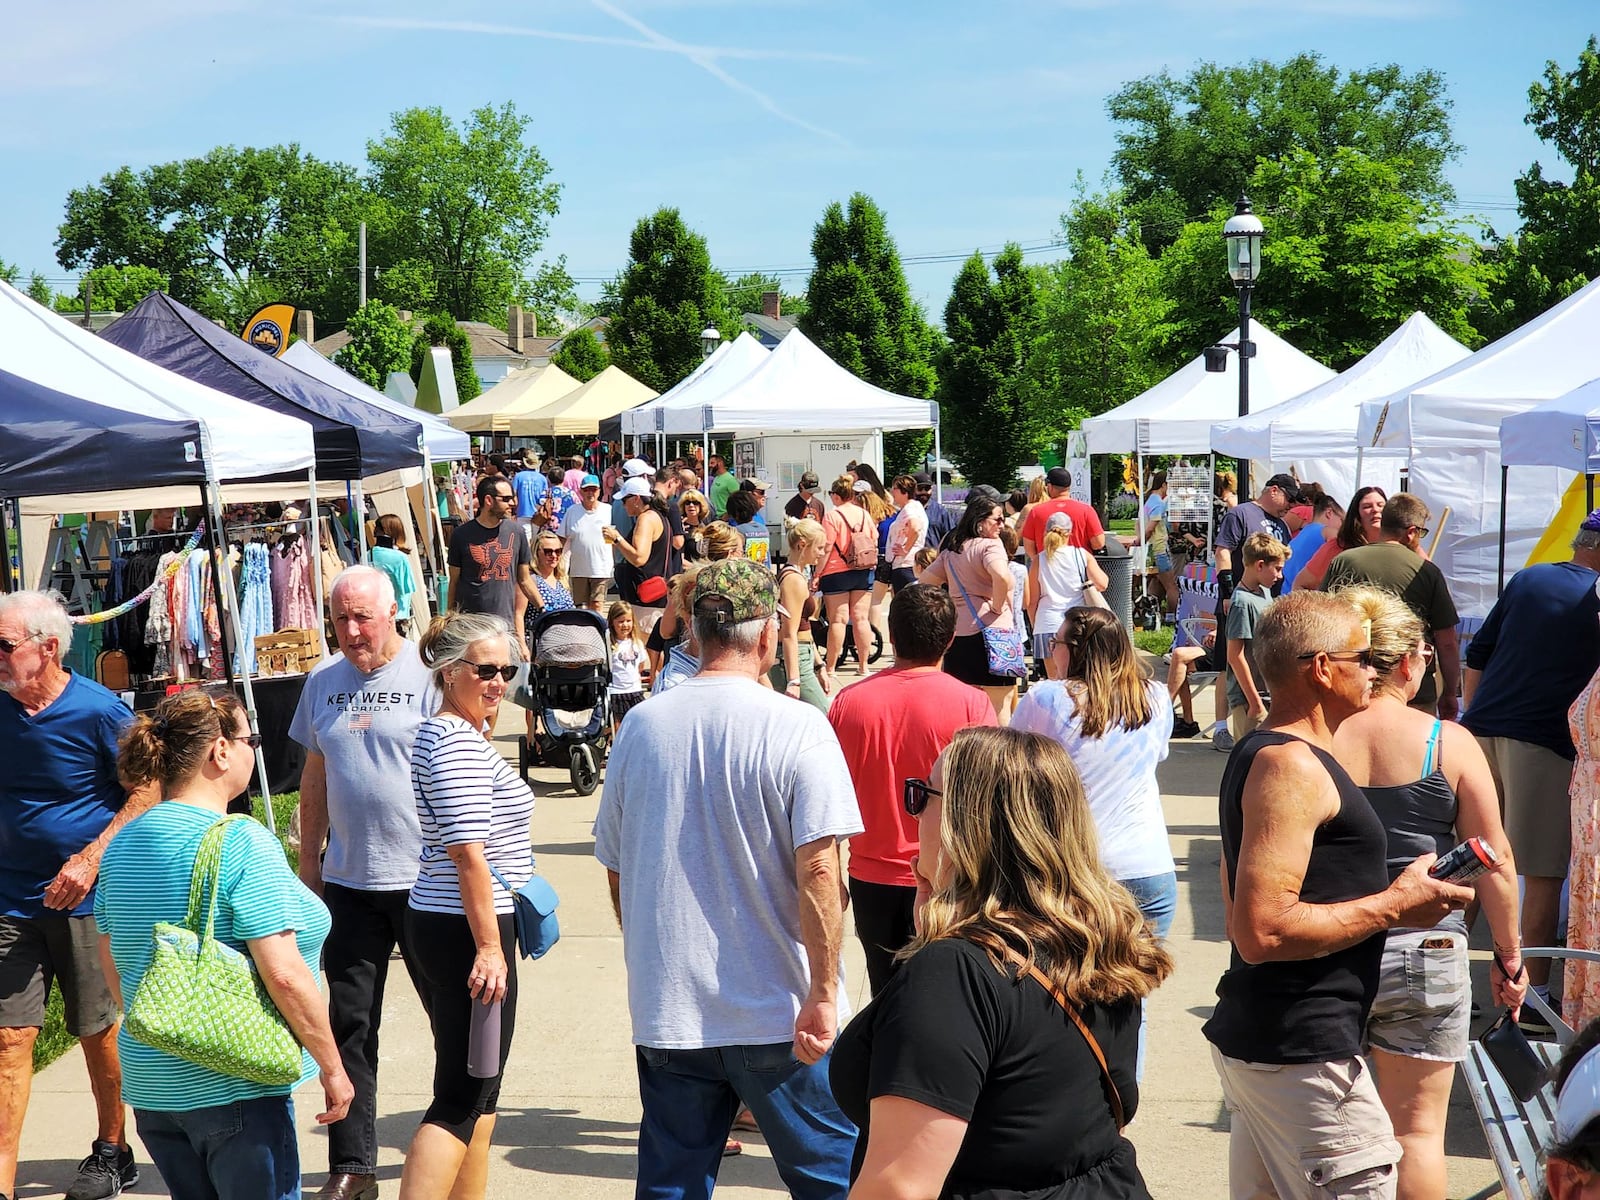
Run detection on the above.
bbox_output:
[0,367,208,498]
[101,292,426,478]
[506,366,658,437]
[621,334,770,436]
[1500,377,1600,472]
[1082,320,1334,455]
[444,363,582,433]
[0,282,315,483]
[281,341,471,461]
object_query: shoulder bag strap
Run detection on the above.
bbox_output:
[1006,950,1125,1131]
[946,554,989,630]
[184,815,246,944]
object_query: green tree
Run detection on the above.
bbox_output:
[1029,189,1175,440]
[799,193,940,475]
[606,208,739,392]
[55,147,363,327]
[26,273,53,307]
[365,103,561,324]
[1107,55,1457,253]
[938,246,1047,489]
[335,301,416,389]
[410,314,481,402]
[0,261,18,286]
[1482,36,1600,335]
[54,264,169,313]
[552,327,608,382]
[1155,149,1485,370]
[722,272,808,323]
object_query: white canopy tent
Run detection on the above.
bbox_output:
[1501,378,1600,474]
[1354,277,1600,615]
[620,333,770,438]
[1209,313,1470,502]
[1082,320,1335,455]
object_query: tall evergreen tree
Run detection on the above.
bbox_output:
[799,194,940,475]
[939,246,1046,490]
[552,326,609,382]
[606,208,738,393]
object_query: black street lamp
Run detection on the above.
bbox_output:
[1216,192,1264,490]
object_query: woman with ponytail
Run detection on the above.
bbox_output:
[97,689,350,1199]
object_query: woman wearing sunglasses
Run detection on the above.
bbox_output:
[98,689,351,1198]
[832,726,1172,1199]
[402,612,535,1200]
[1330,585,1523,1200]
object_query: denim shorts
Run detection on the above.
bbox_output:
[1364,927,1470,1062]
[1153,552,1174,572]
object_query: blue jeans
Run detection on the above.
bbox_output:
[1120,870,1179,1083]
[634,1042,856,1200]
[135,1096,300,1200]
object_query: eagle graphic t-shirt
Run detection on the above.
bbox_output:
[448,518,531,626]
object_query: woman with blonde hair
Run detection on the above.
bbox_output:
[98,689,351,1197]
[678,489,712,561]
[771,518,828,709]
[832,725,1171,1198]
[1333,584,1524,1200]
[1032,511,1109,679]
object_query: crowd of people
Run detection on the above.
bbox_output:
[9,443,1600,1200]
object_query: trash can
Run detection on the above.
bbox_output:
[1095,539,1133,629]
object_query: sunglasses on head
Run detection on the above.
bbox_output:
[903,777,942,817]
[461,661,518,682]
[0,632,44,655]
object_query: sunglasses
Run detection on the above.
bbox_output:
[1411,526,1430,539]
[231,733,264,749]
[0,632,44,655]
[539,547,561,556]
[903,777,942,817]
[1298,648,1374,668]
[461,661,518,682]
[492,493,515,503]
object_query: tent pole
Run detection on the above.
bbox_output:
[1355,446,1365,488]
[1497,466,1508,596]
[425,452,450,618]
[1137,451,1146,600]
[1589,474,1595,516]
[0,495,14,594]
[201,481,274,834]
[354,480,369,561]
[308,464,328,658]
[934,424,945,506]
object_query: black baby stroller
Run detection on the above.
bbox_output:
[516,608,611,796]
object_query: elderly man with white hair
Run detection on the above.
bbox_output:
[0,589,157,1200]
[289,566,439,1200]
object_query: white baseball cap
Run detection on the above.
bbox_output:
[616,477,652,499]
[622,458,652,478]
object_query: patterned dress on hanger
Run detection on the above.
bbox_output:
[1566,673,1600,1029]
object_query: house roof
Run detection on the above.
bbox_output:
[312,316,559,365]
[743,312,796,343]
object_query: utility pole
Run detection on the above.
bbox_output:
[82,277,93,330]
[359,222,367,308]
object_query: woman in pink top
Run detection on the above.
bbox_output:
[921,495,1019,721]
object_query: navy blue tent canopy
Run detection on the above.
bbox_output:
[0,366,208,498]
[101,293,424,479]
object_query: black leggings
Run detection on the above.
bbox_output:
[848,878,918,998]
[405,907,519,1144]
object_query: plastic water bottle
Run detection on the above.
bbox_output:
[467,997,502,1079]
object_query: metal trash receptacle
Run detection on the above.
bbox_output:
[1095,539,1133,628]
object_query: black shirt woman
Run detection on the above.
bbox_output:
[832,725,1173,1199]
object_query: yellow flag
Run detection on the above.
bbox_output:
[240,304,297,357]
[1525,473,1591,566]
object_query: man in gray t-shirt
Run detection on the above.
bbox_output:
[593,558,863,1193]
[289,566,438,1198]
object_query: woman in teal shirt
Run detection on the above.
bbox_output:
[96,690,351,1200]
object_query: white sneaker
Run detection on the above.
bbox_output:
[1212,726,1235,753]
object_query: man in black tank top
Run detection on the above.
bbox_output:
[1203,592,1475,1199]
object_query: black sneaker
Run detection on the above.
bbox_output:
[1172,718,1202,739]
[65,1140,137,1200]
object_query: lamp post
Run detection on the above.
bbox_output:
[700,326,722,360]
[1222,192,1264,491]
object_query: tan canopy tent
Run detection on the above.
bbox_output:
[505,365,657,438]
[444,362,581,434]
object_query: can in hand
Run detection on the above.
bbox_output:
[1428,836,1498,884]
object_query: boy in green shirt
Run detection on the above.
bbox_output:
[1225,532,1290,740]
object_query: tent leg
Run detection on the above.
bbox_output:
[1589,474,1595,516]
[0,496,13,594]
[426,459,450,617]
[1497,466,1508,596]
[309,465,328,658]
[1136,451,1146,604]
[201,482,274,834]
[354,481,369,561]
[934,425,945,506]
[1355,446,1365,489]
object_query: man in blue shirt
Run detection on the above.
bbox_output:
[1463,517,1600,1024]
[0,591,158,1200]
[512,452,549,543]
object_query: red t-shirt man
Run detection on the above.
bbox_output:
[828,635,995,996]
[1019,468,1107,553]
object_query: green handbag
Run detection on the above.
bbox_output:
[124,815,304,1086]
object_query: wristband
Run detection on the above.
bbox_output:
[1216,568,1235,601]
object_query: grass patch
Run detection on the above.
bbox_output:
[33,791,303,1074]
[1134,625,1174,657]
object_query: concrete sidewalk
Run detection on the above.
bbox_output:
[17,681,1505,1198]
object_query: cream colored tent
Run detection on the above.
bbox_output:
[505,366,657,437]
[444,362,581,433]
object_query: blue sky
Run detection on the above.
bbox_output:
[3,0,1595,322]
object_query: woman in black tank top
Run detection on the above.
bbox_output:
[1333,586,1524,1200]
[770,519,828,711]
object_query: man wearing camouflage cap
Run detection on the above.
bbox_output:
[594,558,863,1196]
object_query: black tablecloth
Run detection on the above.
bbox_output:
[133,673,308,796]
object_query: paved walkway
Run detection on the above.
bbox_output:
[18,678,1506,1198]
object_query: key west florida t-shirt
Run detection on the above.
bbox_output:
[95,805,331,1108]
[288,643,440,890]
[0,671,131,918]
[593,675,865,1048]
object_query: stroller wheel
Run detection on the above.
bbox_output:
[518,735,532,782]
[569,742,600,796]
[867,627,885,664]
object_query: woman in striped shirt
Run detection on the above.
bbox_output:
[401,612,535,1200]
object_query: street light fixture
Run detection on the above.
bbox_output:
[1217,192,1265,490]
[700,327,722,359]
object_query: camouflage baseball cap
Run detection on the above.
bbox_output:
[691,558,776,623]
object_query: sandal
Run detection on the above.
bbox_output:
[723,1139,743,1157]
